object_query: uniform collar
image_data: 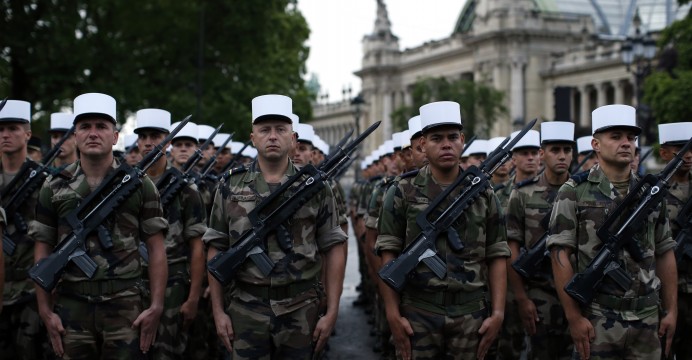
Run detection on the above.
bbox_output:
[587,164,638,199]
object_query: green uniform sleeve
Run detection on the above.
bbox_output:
[375,183,406,255]
[547,183,578,250]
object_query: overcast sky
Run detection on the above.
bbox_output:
[298,0,466,103]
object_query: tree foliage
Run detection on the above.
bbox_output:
[0,0,312,140]
[390,77,507,138]
[643,3,692,125]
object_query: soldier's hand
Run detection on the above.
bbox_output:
[312,312,337,354]
[132,306,163,353]
[214,311,234,352]
[517,297,539,335]
[42,311,66,357]
[387,314,413,360]
[477,312,502,359]
[659,310,677,358]
[180,299,199,329]
[567,315,594,360]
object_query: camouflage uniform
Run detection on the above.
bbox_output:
[376,165,510,359]
[666,170,691,359]
[494,175,514,211]
[203,161,347,359]
[547,164,675,360]
[507,172,572,359]
[331,179,348,228]
[30,159,168,360]
[356,176,382,307]
[143,163,207,360]
[0,159,51,360]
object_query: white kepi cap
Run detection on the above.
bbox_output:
[251,94,292,124]
[125,134,138,150]
[73,93,116,124]
[659,122,692,146]
[289,113,299,126]
[171,121,199,144]
[591,104,641,135]
[392,132,404,150]
[541,122,575,144]
[313,135,329,155]
[213,133,232,149]
[510,130,540,151]
[408,115,423,139]
[462,139,488,157]
[197,125,216,145]
[0,100,31,123]
[487,137,507,154]
[401,130,412,149]
[230,141,244,155]
[420,101,463,133]
[134,109,171,134]
[294,123,315,144]
[50,113,74,132]
[576,136,594,154]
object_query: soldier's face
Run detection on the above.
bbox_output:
[660,144,692,173]
[51,131,77,159]
[593,129,636,168]
[125,147,141,166]
[512,148,540,175]
[0,122,31,155]
[251,120,293,162]
[312,150,325,165]
[292,141,313,166]
[399,147,413,170]
[136,130,168,158]
[171,139,197,167]
[467,154,486,168]
[75,118,117,157]
[540,143,573,176]
[410,136,428,168]
[421,127,464,171]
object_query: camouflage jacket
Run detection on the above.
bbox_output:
[330,179,348,226]
[667,170,691,292]
[494,175,515,212]
[507,172,563,288]
[203,160,347,287]
[365,176,395,230]
[376,165,510,295]
[1,158,39,305]
[547,164,675,319]
[150,162,207,270]
[349,179,365,215]
[357,176,381,217]
[30,159,168,286]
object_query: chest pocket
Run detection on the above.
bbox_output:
[227,193,257,245]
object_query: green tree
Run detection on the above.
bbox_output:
[0,0,312,142]
[390,77,507,138]
[643,1,692,126]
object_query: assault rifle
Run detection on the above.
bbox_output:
[564,136,692,306]
[511,208,553,279]
[674,192,692,264]
[29,116,191,292]
[378,119,538,292]
[572,150,595,174]
[207,121,381,286]
[2,126,75,256]
[199,137,241,182]
[139,124,223,262]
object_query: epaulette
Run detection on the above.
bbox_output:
[569,170,589,185]
[399,169,419,180]
[515,176,539,189]
[493,183,506,192]
[227,165,248,177]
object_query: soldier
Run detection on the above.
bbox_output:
[0,100,49,360]
[32,93,169,359]
[461,139,488,169]
[576,135,597,173]
[204,94,347,359]
[194,125,217,173]
[135,112,207,359]
[488,137,512,188]
[211,133,232,175]
[506,121,575,359]
[408,115,428,169]
[27,136,43,162]
[49,113,78,169]
[292,123,315,167]
[376,101,509,360]
[547,104,677,360]
[658,122,692,359]
[124,134,142,166]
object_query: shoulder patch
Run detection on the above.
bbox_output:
[228,165,248,177]
[570,170,589,185]
[516,177,539,189]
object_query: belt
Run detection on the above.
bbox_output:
[4,267,28,281]
[406,288,486,307]
[237,281,315,301]
[593,292,659,311]
[143,262,188,279]
[58,278,140,297]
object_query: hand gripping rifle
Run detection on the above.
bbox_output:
[564,136,692,306]
[674,195,692,264]
[511,207,553,279]
[207,121,381,286]
[139,124,223,262]
[29,116,191,292]
[2,126,75,256]
[378,119,538,292]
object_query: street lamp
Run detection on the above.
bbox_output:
[620,8,657,143]
[351,93,365,180]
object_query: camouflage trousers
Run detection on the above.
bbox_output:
[227,290,320,359]
[399,304,486,360]
[0,298,52,360]
[183,295,220,360]
[672,292,692,359]
[527,286,572,359]
[55,293,145,360]
[143,280,189,360]
[495,289,525,359]
[575,311,660,360]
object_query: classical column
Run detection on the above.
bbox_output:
[383,91,393,140]
[597,82,608,107]
[510,57,526,123]
[579,85,591,128]
[614,79,626,104]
